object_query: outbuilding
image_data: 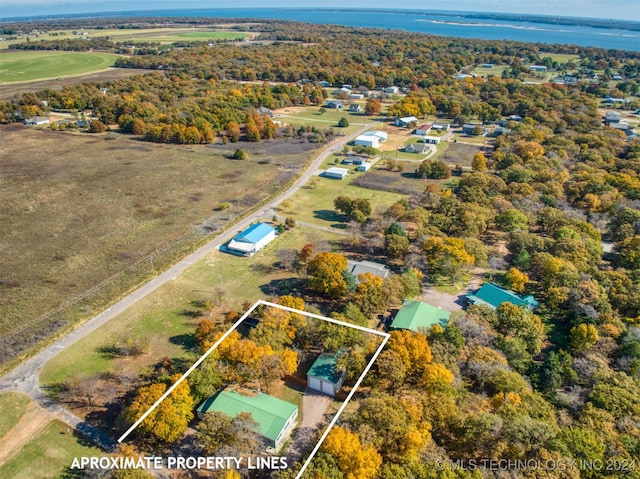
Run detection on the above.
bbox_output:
[197,387,298,452]
[324,167,349,180]
[307,353,347,397]
[354,134,380,148]
[226,222,276,256]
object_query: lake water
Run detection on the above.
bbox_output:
[9,8,640,51]
[118,8,640,51]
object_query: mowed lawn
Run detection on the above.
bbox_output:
[278,175,406,229]
[0,51,120,83]
[0,420,102,479]
[40,224,344,386]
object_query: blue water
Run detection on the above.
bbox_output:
[9,8,640,51]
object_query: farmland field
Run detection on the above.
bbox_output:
[0,126,319,370]
[0,28,253,50]
[0,51,120,83]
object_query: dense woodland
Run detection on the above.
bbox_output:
[6,19,640,479]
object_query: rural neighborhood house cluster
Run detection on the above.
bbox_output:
[0,8,639,479]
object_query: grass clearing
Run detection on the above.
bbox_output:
[0,392,31,438]
[0,51,120,83]
[278,176,406,229]
[40,224,343,387]
[0,420,102,479]
[539,53,581,64]
[0,126,317,369]
[275,106,370,135]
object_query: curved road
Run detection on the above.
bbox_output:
[0,123,374,450]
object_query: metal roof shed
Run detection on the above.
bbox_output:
[307,353,346,397]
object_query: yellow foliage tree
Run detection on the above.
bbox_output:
[124,376,194,443]
[421,363,455,390]
[322,426,382,479]
[505,267,529,293]
[388,330,433,379]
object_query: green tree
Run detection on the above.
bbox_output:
[337,117,349,127]
[495,209,528,232]
[232,148,247,160]
[569,323,599,353]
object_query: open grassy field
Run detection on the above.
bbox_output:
[275,106,372,135]
[539,53,581,64]
[277,175,406,229]
[0,51,120,83]
[0,420,102,479]
[0,392,31,438]
[0,126,318,369]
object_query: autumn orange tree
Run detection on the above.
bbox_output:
[123,374,194,443]
[307,252,349,298]
[321,426,382,479]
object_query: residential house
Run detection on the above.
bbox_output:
[605,111,621,124]
[197,387,298,452]
[347,260,390,280]
[349,103,363,113]
[530,65,548,72]
[307,353,347,397]
[350,93,365,100]
[325,100,344,109]
[389,300,450,332]
[462,124,484,135]
[317,81,331,87]
[414,124,432,135]
[405,143,429,154]
[225,223,276,256]
[384,86,400,94]
[431,122,450,131]
[395,116,419,128]
[358,162,371,172]
[466,283,539,310]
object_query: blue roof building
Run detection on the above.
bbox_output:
[225,222,276,256]
[466,283,538,310]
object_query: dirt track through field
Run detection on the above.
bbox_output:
[0,402,51,466]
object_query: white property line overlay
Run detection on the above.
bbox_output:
[117,299,390,479]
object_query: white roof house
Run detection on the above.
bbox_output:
[354,135,380,148]
[423,135,441,144]
[226,223,277,256]
[395,116,419,128]
[358,162,371,172]
[324,167,349,180]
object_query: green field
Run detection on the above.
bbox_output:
[0,51,120,83]
[0,420,102,479]
[278,176,406,229]
[0,28,251,50]
[0,392,31,438]
[276,107,373,135]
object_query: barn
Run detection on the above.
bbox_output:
[307,352,346,397]
[324,167,349,180]
[226,222,276,256]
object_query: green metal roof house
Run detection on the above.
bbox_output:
[466,283,538,310]
[307,352,347,397]
[197,387,298,452]
[389,300,451,332]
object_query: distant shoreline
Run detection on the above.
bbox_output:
[3,8,639,31]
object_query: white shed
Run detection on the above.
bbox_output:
[324,167,349,180]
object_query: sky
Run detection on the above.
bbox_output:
[1,0,639,22]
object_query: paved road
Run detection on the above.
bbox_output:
[0,123,374,450]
